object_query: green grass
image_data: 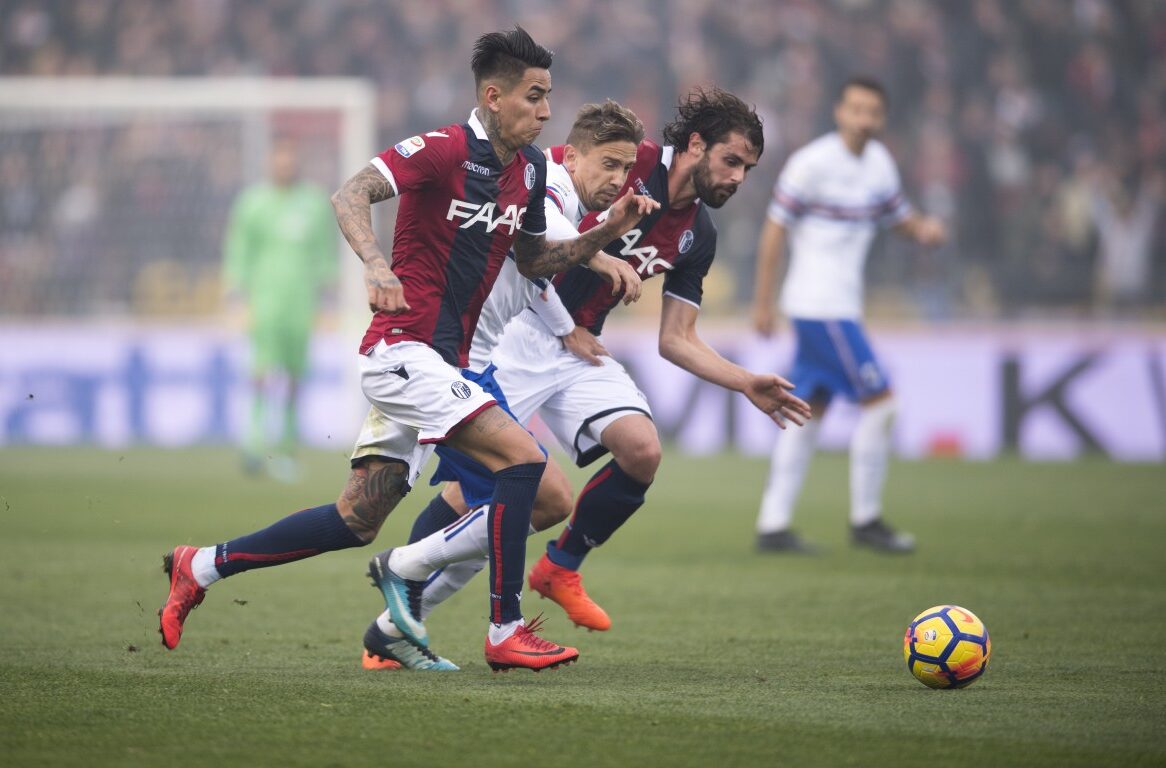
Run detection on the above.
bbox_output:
[1,447,1164,767]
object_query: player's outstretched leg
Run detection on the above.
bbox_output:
[158,461,408,650]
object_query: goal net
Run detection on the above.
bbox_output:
[0,78,376,446]
[0,77,373,320]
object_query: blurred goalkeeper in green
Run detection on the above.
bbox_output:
[223,137,337,481]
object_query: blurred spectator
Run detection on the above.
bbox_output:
[1090,168,1162,313]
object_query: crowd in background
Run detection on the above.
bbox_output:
[1,0,1164,321]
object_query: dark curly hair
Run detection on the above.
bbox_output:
[471,25,553,92]
[662,87,764,157]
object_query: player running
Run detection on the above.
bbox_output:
[376,88,813,644]
[157,26,655,674]
[751,76,946,554]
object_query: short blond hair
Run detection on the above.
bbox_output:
[566,100,645,150]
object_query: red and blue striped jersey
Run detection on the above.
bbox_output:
[549,140,717,334]
[360,109,547,367]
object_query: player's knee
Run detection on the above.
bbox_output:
[614,436,661,484]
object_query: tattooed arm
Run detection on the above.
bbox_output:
[331,165,410,313]
[513,187,659,279]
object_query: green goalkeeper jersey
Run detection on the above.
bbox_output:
[223,181,337,329]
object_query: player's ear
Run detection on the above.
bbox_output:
[482,81,503,113]
[563,144,578,173]
[687,132,705,156]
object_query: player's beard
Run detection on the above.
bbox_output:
[692,155,737,209]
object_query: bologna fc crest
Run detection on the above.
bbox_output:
[524,163,536,190]
[450,381,472,399]
[678,229,694,254]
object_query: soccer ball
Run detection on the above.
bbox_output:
[902,605,990,689]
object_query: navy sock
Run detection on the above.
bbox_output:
[487,462,545,624]
[408,494,462,544]
[214,503,365,578]
[548,459,650,570]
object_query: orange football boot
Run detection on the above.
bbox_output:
[528,554,611,631]
[360,650,403,670]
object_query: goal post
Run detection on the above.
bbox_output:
[0,77,378,443]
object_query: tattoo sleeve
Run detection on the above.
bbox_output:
[331,165,396,266]
[513,223,623,278]
[338,462,408,542]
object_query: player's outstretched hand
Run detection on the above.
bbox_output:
[745,373,812,429]
[588,252,642,304]
[365,257,410,314]
[602,188,660,239]
[561,325,609,366]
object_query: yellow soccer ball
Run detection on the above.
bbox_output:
[903,605,991,689]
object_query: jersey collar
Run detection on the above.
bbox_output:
[661,145,675,169]
[468,109,489,141]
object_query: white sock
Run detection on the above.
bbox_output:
[388,506,491,580]
[756,419,820,534]
[190,546,221,588]
[850,397,896,526]
[487,619,523,645]
[411,519,539,619]
[420,558,487,619]
[375,611,404,638]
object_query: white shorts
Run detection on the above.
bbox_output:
[350,341,497,487]
[491,312,652,467]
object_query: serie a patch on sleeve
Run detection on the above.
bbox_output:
[394,136,426,158]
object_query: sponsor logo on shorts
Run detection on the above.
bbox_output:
[451,381,472,399]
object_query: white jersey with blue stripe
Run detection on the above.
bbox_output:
[466,159,579,372]
[770,132,912,319]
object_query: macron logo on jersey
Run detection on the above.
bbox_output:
[446,200,527,235]
[461,160,491,176]
[618,228,673,276]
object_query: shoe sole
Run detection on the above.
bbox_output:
[367,552,428,648]
[361,652,403,671]
[487,654,579,673]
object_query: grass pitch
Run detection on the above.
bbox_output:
[1,446,1163,767]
